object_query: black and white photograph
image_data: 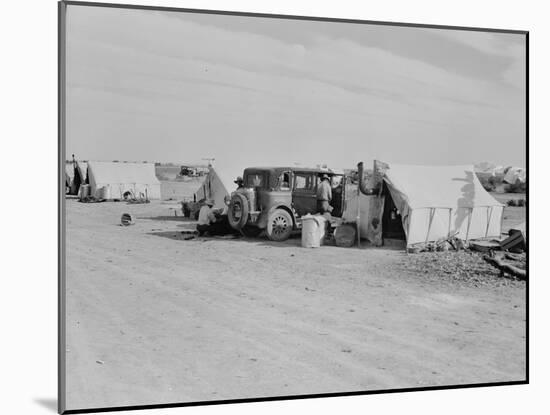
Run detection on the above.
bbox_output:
[58,1,527,413]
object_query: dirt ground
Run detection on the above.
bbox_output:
[64,196,526,410]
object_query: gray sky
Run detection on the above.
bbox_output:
[65,5,526,168]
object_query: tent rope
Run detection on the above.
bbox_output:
[425,208,435,243]
[465,207,473,241]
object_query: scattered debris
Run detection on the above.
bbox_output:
[399,250,524,287]
[407,233,469,254]
[483,252,526,280]
[78,196,106,203]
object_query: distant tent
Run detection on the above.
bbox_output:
[193,164,244,209]
[347,161,504,247]
[87,161,161,199]
[65,161,88,195]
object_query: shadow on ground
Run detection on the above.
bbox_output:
[146,230,407,252]
[137,216,193,222]
[146,230,304,248]
[34,398,57,412]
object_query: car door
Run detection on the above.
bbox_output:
[292,172,318,216]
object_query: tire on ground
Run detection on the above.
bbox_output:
[266,208,293,241]
[228,193,249,230]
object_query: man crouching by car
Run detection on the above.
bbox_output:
[196,198,237,236]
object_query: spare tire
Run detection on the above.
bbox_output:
[228,193,249,230]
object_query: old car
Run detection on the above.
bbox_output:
[227,167,346,241]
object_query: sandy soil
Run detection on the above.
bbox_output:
[64,199,526,410]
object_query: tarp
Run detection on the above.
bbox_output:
[87,161,161,199]
[193,164,244,209]
[342,191,384,245]
[383,163,504,246]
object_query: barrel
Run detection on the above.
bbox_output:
[96,185,111,200]
[301,214,327,248]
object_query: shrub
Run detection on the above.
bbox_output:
[504,180,527,193]
[517,199,526,207]
[479,176,496,192]
[507,199,518,207]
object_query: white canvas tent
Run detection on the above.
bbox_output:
[87,161,161,199]
[384,163,504,246]
[346,162,504,247]
[193,164,244,209]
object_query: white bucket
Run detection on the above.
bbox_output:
[78,184,90,200]
[301,214,327,248]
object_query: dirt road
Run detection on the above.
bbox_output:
[64,199,526,410]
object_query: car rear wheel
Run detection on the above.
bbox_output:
[266,209,293,241]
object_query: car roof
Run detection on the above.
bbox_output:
[244,167,339,174]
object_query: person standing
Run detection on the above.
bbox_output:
[317,173,333,215]
[234,176,244,190]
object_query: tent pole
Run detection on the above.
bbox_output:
[356,185,360,248]
[485,206,493,237]
[425,208,435,243]
[465,208,473,242]
[448,208,452,237]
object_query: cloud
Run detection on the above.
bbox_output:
[65,5,526,167]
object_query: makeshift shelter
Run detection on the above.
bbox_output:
[348,161,504,247]
[87,161,161,199]
[65,161,88,195]
[193,164,244,209]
